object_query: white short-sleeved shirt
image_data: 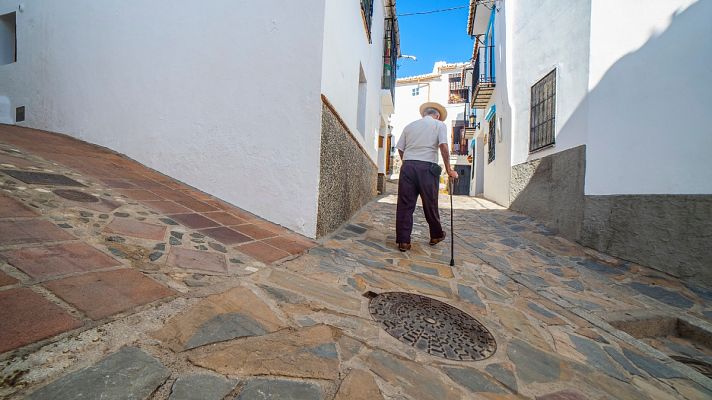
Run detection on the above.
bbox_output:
[396,116,448,164]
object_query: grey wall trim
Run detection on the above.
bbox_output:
[509,145,586,239]
[581,195,712,284]
[316,101,377,238]
[506,144,712,285]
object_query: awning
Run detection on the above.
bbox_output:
[485,104,496,121]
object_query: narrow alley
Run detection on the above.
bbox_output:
[0,126,710,399]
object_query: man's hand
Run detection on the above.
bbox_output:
[447,169,459,179]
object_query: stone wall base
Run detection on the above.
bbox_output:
[510,145,586,239]
[316,98,377,238]
[508,144,712,285]
[581,195,712,283]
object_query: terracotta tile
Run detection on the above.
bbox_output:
[115,189,163,201]
[142,200,192,214]
[0,153,36,168]
[184,190,212,201]
[232,224,278,240]
[0,220,75,246]
[0,194,39,218]
[170,213,220,229]
[100,179,137,189]
[263,236,314,255]
[254,222,291,236]
[0,271,18,286]
[199,227,252,245]
[152,180,186,190]
[175,198,218,212]
[166,247,227,274]
[0,242,121,279]
[201,211,246,226]
[126,179,170,191]
[201,199,231,210]
[230,209,262,222]
[0,288,83,353]
[149,189,197,202]
[237,241,290,264]
[103,218,167,240]
[43,269,176,320]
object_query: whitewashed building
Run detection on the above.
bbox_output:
[467,0,712,284]
[0,0,399,238]
[391,61,475,193]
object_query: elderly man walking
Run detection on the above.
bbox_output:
[395,102,458,251]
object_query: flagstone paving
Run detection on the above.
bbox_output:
[1,125,712,399]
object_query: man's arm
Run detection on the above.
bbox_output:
[439,144,458,179]
[398,150,404,160]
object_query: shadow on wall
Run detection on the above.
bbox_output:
[510,0,712,284]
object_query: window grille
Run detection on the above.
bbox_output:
[488,114,496,163]
[382,18,398,99]
[361,0,374,42]
[530,69,556,152]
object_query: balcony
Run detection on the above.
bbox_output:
[381,17,399,103]
[472,44,495,109]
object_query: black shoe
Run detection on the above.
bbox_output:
[397,242,411,252]
[429,232,446,246]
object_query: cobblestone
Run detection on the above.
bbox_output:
[0,129,710,399]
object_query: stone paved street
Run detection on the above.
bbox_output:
[1,125,712,399]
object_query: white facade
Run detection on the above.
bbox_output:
[0,0,398,238]
[322,0,389,163]
[468,0,712,204]
[391,62,470,177]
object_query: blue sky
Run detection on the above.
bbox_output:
[396,1,474,78]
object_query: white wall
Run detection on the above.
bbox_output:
[585,0,711,195]
[391,80,430,147]
[0,0,326,237]
[321,0,386,164]
[508,0,592,166]
[477,2,513,207]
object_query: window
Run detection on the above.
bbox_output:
[411,87,419,96]
[530,69,556,152]
[360,0,374,42]
[15,106,24,122]
[357,65,368,137]
[0,12,16,65]
[448,74,468,104]
[488,114,496,163]
[382,17,398,100]
[451,123,469,156]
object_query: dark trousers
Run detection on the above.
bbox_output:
[396,160,444,244]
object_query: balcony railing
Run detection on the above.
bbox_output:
[472,44,496,109]
[361,0,374,42]
[382,18,398,101]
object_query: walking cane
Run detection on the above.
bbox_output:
[449,177,455,267]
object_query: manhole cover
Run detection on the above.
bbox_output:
[1,170,85,187]
[53,189,99,203]
[368,292,496,361]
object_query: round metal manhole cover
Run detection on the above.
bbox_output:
[53,189,99,203]
[368,292,496,361]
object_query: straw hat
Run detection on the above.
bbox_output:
[419,102,447,121]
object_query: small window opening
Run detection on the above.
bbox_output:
[412,87,419,96]
[357,65,368,137]
[0,12,16,65]
[15,106,24,122]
